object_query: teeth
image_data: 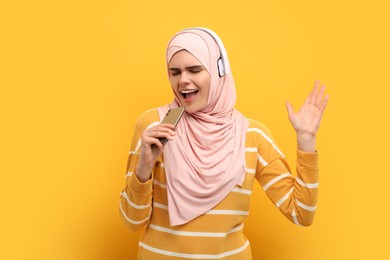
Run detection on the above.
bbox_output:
[180,89,197,94]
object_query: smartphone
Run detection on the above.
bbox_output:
[159,107,185,144]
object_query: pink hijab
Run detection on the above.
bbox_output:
[158,28,249,226]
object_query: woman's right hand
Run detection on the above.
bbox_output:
[135,123,176,182]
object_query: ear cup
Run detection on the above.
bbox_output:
[217,58,225,77]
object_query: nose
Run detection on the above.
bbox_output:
[179,71,190,86]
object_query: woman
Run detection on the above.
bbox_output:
[119,27,329,259]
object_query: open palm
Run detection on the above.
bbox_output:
[286,81,329,137]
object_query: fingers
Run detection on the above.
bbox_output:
[142,123,177,146]
[315,84,326,108]
[308,80,329,110]
[310,81,329,117]
[320,94,330,114]
[138,123,177,165]
[142,134,163,149]
[308,80,320,104]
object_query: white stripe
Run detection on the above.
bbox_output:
[120,191,150,209]
[153,202,168,210]
[152,202,249,216]
[139,240,250,259]
[154,180,167,189]
[148,223,244,238]
[292,209,302,226]
[119,200,150,225]
[245,147,257,153]
[247,128,285,157]
[262,173,291,191]
[207,210,249,216]
[246,168,256,174]
[296,177,319,188]
[135,121,160,152]
[129,151,139,155]
[257,153,268,167]
[126,171,133,177]
[296,199,317,212]
[276,187,294,208]
[232,187,252,195]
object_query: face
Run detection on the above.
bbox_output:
[168,50,211,114]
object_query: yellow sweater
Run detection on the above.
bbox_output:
[119,109,319,259]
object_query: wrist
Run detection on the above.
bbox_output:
[135,164,153,183]
[297,133,316,152]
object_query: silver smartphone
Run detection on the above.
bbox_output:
[159,107,185,144]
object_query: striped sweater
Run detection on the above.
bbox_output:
[119,109,319,259]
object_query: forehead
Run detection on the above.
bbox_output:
[168,50,203,68]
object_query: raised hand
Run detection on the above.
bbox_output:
[285,80,329,152]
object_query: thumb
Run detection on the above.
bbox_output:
[285,101,294,116]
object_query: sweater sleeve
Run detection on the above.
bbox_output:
[253,121,319,226]
[119,110,160,231]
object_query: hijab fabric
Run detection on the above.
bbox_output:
[158,28,249,226]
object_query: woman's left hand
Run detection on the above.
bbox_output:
[285,80,329,152]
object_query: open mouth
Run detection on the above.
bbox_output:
[180,89,199,100]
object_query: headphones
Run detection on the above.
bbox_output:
[181,27,230,77]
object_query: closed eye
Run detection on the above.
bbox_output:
[189,68,202,73]
[169,68,181,76]
[168,65,204,76]
[187,65,204,74]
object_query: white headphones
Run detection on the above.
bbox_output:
[181,27,230,77]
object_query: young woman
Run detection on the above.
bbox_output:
[119,27,329,259]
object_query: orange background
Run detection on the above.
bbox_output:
[1,1,389,259]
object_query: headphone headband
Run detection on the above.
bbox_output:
[181,27,230,77]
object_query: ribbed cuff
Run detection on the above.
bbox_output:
[129,171,153,195]
[297,149,319,168]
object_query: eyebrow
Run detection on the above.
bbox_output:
[168,65,204,71]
